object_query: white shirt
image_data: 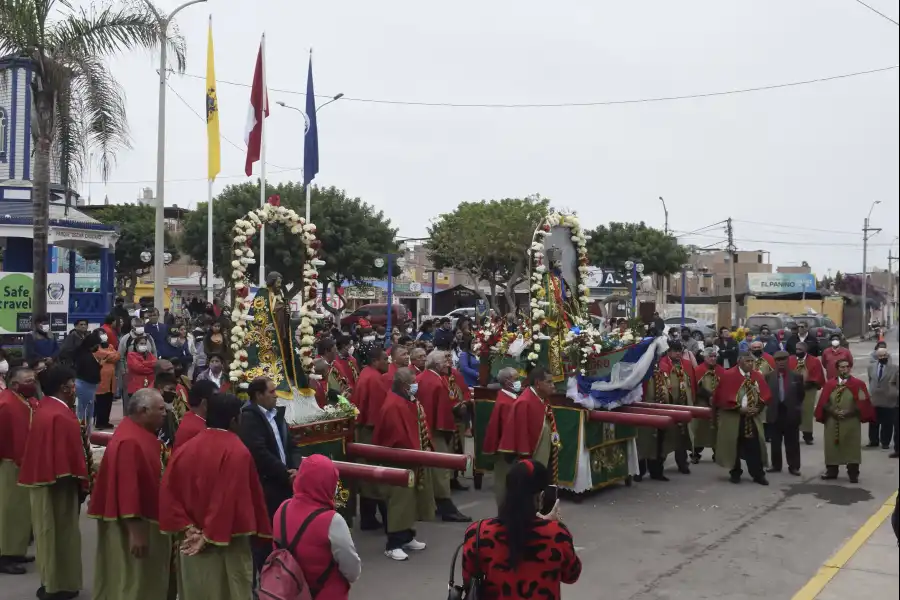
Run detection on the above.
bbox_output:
[501,389,517,399]
[257,404,287,464]
[206,370,224,388]
[48,396,70,410]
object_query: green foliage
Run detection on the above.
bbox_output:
[426,196,549,310]
[180,182,398,300]
[86,204,179,296]
[584,222,688,276]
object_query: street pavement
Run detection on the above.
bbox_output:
[4,338,898,600]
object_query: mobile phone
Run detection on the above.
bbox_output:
[541,484,558,516]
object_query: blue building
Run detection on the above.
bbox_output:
[0,55,116,326]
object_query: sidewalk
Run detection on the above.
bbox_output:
[793,492,898,600]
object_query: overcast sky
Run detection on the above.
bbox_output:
[88,0,899,276]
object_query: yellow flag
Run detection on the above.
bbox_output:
[206,17,221,181]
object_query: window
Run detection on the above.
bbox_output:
[825,318,836,328]
[0,108,6,162]
[723,277,732,288]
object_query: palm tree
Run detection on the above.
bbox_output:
[0,0,186,316]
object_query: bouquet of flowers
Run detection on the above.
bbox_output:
[732,327,750,343]
[565,325,639,376]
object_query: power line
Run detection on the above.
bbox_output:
[178,64,899,109]
[851,0,899,26]
[731,219,861,236]
[677,229,896,247]
[672,220,728,238]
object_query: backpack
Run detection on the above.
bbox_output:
[258,506,336,600]
[447,520,485,600]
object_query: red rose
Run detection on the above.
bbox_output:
[542,224,551,232]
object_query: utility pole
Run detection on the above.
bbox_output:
[659,196,670,313]
[861,217,882,337]
[726,218,736,326]
[888,248,897,328]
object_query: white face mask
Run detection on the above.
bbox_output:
[136,344,149,353]
[362,335,375,343]
[409,383,419,396]
[0,360,8,374]
[99,334,108,343]
[511,381,522,393]
[40,324,51,333]
[831,340,840,348]
[134,326,145,335]
[170,337,180,346]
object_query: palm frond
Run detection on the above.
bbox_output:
[67,51,129,181]
[0,0,44,55]
[55,81,87,189]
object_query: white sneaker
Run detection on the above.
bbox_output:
[403,539,427,552]
[385,548,409,561]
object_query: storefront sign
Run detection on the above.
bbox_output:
[0,272,70,333]
[747,273,816,295]
[584,267,629,289]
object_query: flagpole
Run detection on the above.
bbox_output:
[206,179,214,301]
[305,47,312,224]
[259,32,267,288]
[206,14,218,303]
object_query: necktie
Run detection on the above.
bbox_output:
[878,364,883,382]
[779,375,785,402]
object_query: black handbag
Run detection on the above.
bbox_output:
[448,520,485,600]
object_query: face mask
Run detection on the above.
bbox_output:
[752,350,763,358]
[134,327,145,335]
[831,340,840,348]
[136,344,149,353]
[210,364,222,374]
[169,337,180,346]
[409,383,419,396]
[511,381,522,393]
[40,323,51,333]
[15,383,37,398]
[99,334,108,343]
[362,335,375,343]
[879,357,889,364]
[681,333,690,340]
[796,353,806,360]
[0,360,8,374]
[162,391,176,404]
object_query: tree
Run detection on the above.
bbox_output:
[180,182,398,307]
[584,222,689,277]
[85,204,179,300]
[427,196,549,311]
[0,0,186,316]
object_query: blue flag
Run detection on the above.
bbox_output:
[303,56,319,186]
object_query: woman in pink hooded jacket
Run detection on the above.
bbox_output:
[272,454,362,599]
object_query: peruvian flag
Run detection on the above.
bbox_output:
[244,39,269,176]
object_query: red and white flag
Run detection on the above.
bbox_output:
[244,39,269,176]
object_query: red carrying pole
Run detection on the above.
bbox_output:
[332,461,414,488]
[346,443,470,472]
[619,406,692,424]
[90,431,113,446]
[633,402,714,420]
[588,410,674,429]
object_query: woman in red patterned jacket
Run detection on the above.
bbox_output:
[461,460,581,599]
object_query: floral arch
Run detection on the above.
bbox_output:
[227,201,321,388]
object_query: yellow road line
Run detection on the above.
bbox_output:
[791,491,897,600]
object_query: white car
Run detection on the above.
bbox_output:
[436,307,477,329]
[662,317,716,341]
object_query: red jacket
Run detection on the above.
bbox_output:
[353,366,389,427]
[415,369,456,433]
[821,346,853,381]
[0,389,34,466]
[126,351,157,394]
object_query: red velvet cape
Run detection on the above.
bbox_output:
[789,354,826,388]
[658,356,697,396]
[354,366,389,427]
[482,390,517,455]
[695,362,726,381]
[88,417,164,521]
[372,391,424,450]
[497,387,547,456]
[382,362,403,387]
[332,357,359,389]
[173,411,207,451]
[814,376,875,424]
[416,369,456,433]
[18,397,88,489]
[0,390,33,466]
[821,347,854,380]
[314,379,328,408]
[713,367,772,409]
[159,428,272,544]
[449,369,473,401]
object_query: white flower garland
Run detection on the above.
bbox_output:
[528,212,592,367]
[228,203,321,387]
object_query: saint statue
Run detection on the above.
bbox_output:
[539,246,581,383]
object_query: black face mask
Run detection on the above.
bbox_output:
[879,357,889,364]
[796,353,806,360]
[752,350,763,358]
[162,391,177,404]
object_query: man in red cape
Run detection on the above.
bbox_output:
[410,347,426,375]
[691,349,725,464]
[173,380,217,451]
[372,368,435,562]
[0,367,37,574]
[481,367,521,510]
[749,340,776,376]
[160,393,272,599]
[713,353,772,485]
[497,367,559,482]
[416,351,470,522]
[447,365,472,492]
[17,366,89,599]
[789,341,826,445]
[381,345,410,388]
[353,346,390,531]
[330,336,360,396]
[821,333,853,380]
[88,388,170,600]
[814,358,875,483]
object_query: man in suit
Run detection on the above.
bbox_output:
[239,376,295,574]
[785,322,821,357]
[765,351,806,475]
[867,347,899,450]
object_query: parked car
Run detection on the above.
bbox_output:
[745,313,796,342]
[442,307,477,329]
[662,317,716,341]
[340,303,413,329]
[790,313,842,348]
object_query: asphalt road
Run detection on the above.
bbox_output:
[4,338,898,600]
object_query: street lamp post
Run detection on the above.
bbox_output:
[375,253,406,347]
[861,200,882,337]
[624,260,644,319]
[144,0,207,310]
[674,265,694,327]
[275,94,343,223]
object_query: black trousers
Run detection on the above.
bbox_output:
[769,419,801,471]
[94,392,114,427]
[869,407,897,447]
[731,418,765,480]
[386,528,415,551]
